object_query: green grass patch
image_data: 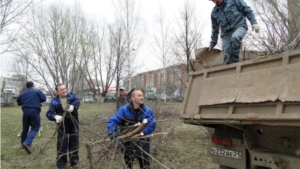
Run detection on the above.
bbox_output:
[1,102,217,169]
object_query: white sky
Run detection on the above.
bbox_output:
[0,0,215,76]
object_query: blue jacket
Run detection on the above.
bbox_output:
[210,0,257,47]
[107,103,156,138]
[46,93,80,122]
[17,87,46,110]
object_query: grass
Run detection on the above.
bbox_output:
[1,101,218,169]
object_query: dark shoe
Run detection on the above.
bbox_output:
[71,163,79,168]
[22,144,31,154]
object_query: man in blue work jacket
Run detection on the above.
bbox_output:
[209,0,260,64]
[107,90,156,169]
[17,81,46,154]
[46,84,80,169]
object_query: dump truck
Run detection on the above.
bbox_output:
[180,48,300,169]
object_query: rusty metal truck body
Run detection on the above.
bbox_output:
[180,48,300,169]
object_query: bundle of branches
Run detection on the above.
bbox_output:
[84,119,168,169]
[93,119,167,145]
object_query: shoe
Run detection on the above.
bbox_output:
[22,144,31,154]
[71,163,79,168]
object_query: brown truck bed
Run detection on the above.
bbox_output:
[181,49,300,127]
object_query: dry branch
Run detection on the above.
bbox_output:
[34,105,70,159]
[84,118,168,169]
[118,119,147,139]
[124,132,168,142]
[133,142,170,169]
[85,142,94,169]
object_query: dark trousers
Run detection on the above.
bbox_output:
[21,108,41,146]
[56,120,79,168]
[122,139,151,169]
[124,155,150,169]
[222,26,247,65]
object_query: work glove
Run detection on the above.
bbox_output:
[252,24,260,33]
[113,139,122,148]
[54,115,62,123]
[208,46,214,51]
[67,105,74,113]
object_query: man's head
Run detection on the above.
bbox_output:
[131,90,144,107]
[210,0,223,5]
[55,84,67,98]
[119,87,126,95]
[26,81,34,88]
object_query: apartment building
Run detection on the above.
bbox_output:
[124,64,188,95]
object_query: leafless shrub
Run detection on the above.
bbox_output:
[245,0,300,54]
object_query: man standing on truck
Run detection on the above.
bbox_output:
[46,84,80,169]
[208,0,260,65]
[107,90,156,169]
[17,81,46,154]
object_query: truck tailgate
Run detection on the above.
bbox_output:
[181,50,300,126]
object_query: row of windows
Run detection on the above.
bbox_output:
[134,72,182,89]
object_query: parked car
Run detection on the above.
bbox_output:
[1,96,15,107]
[159,94,169,102]
[83,95,94,103]
[174,95,184,102]
[146,94,156,101]
[170,93,176,101]
[172,91,184,102]
[104,92,116,102]
[45,95,52,105]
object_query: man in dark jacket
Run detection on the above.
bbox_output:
[209,0,259,64]
[17,81,46,154]
[107,90,156,169]
[46,84,80,169]
[116,87,128,110]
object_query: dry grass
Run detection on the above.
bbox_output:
[0,101,218,169]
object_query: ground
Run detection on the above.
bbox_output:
[1,101,218,169]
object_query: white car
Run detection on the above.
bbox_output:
[83,95,94,103]
[160,94,169,102]
[44,96,52,105]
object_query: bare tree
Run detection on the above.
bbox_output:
[245,0,300,54]
[97,37,118,98]
[92,26,107,101]
[150,7,171,104]
[74,18,101,98]
[112,0,145,90]
[12,56,30,93]
[108,22,126,97]
[12,2,87,94]
[171,0,204,77]
[0,0,35,54]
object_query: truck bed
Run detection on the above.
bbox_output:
[181,49,300,127]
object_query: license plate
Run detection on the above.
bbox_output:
[211,147,242,159]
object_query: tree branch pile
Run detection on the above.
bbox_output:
[84,119,167,169]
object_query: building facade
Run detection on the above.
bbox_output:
[124,64,188,96]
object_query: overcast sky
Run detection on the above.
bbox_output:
[0,0,215,76]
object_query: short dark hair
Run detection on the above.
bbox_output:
[55,84,64,91]
[26,81,34,88]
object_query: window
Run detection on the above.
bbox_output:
[138,74,144,88]
[148,72,154,87]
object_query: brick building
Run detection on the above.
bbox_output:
[124,64,188,95]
